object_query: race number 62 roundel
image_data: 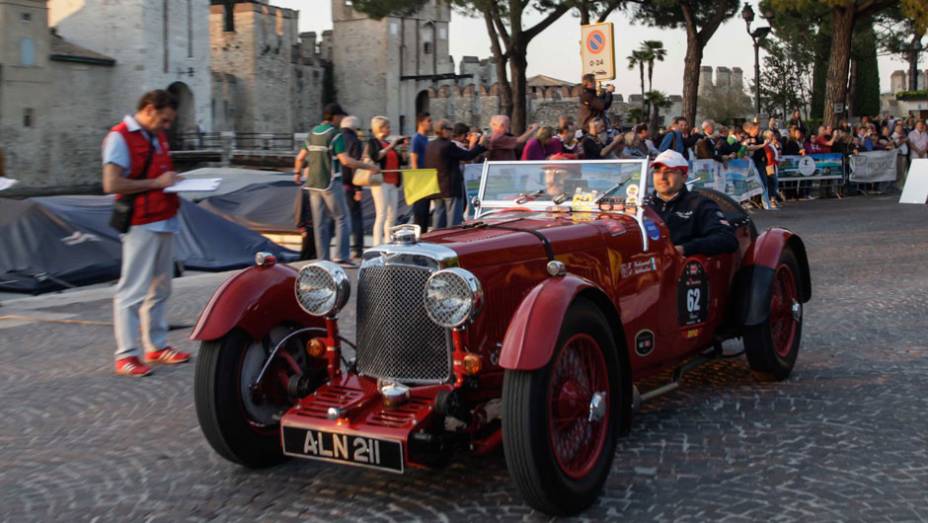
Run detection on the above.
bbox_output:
[677,261,708,325]
[586,30,606,55]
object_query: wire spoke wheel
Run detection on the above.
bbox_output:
[547,333,609,480]
[744,249,804,382]
[502,298,626,516]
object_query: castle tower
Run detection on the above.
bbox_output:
[698,66,714,95]
[890,70,906,93]
[715,66,731,89]
[49,0,212,132]
[730,67,744,91]
[0,0,53,180]
[332,0,453,134]
[208,1,303,133]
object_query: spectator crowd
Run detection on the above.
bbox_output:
[297,75,928,262]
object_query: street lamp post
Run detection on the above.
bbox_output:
[742,4,771,121]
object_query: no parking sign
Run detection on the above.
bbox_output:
[580,22,615,80]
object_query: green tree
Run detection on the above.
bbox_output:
[353,0,573,133]
[850,16,880,117]
[769,0,928,127]
[627,49,648,110]
[622,0,742,127]
[875,6,928,91]
[760,0,829,119]
[453,0,575,133]
[644,90,673,136]
[699,82,753,126]
[756,38,811,119]
[350,0,429,18]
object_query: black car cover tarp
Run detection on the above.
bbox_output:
[0,195,298,293]
[197,182,412,235]
[0,198,124,293]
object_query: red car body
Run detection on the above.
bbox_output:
[192,160,811,515]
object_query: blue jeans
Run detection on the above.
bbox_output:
[309,179,352,261]
[432,197,464,229]
[762,170,779,208]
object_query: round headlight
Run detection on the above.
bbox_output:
[424,268,482,328]
[295,261,350,317]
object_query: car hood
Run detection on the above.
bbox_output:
[421,211,636,267]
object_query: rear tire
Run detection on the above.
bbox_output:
[194,328,310,468]
[744,249,803,381]
[502,298,624,516]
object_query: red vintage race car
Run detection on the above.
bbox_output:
[192,159,811,516]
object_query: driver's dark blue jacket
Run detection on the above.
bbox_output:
[645,187,739,256]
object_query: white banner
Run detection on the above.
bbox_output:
[849,150,898,183]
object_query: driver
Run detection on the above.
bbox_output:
[542,161,581,197]
[645,150,738,256]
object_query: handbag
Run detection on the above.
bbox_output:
[109,140,155,233]
[352,144,383,186]
[352,166,383,186]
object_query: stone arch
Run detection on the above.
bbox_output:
[570,85,585,98]
[437,85,451,98]
[415,89,430,116]
[489,82,502,96]
[167,81,196,135]
[462,84,477,96]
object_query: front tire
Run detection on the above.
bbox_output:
[744,249,803,381]
[194,327,315,468]
[502,298,624,516]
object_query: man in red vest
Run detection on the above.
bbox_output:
[102,90,191,377]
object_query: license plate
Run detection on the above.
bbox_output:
[282,426,404,473]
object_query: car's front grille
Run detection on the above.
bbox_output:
[356,260,452,384]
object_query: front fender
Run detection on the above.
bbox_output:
[499,275,598,371]
[737,228,812,327]
[190,263,322,341]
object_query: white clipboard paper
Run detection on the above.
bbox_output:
[164,178,222,193]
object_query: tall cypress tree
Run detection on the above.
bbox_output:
[852,17,881,117]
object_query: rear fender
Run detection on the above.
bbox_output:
[190,263,323,341]
[737,228,812,327]
[499,275,623,371]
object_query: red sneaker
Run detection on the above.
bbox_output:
[144,346,191,365]
[115,356,152,377]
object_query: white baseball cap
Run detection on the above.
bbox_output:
[651,150,689,174]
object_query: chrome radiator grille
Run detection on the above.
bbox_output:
[356,261,452,384]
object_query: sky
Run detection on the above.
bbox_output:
[280,0,915,98]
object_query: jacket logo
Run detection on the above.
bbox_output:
[61,232,102,246]
[674,210,693,219]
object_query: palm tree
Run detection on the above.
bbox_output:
[627,50,648,110]
[641,40,667,93]
[644,90,673,137]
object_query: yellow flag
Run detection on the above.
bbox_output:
[402,169,440,205]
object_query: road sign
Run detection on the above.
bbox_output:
[580,22,615,81]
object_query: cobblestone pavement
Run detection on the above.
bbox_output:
[1,195,927,522]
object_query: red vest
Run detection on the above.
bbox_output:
[112,121,180,225]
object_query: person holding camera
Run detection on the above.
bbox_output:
[102,90,190,377]
[579,73,614,131]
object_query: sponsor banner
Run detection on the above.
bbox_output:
[719,159,765,201]
[688,160,723,192]
[779,153,844,180]
[848,149,898,183]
